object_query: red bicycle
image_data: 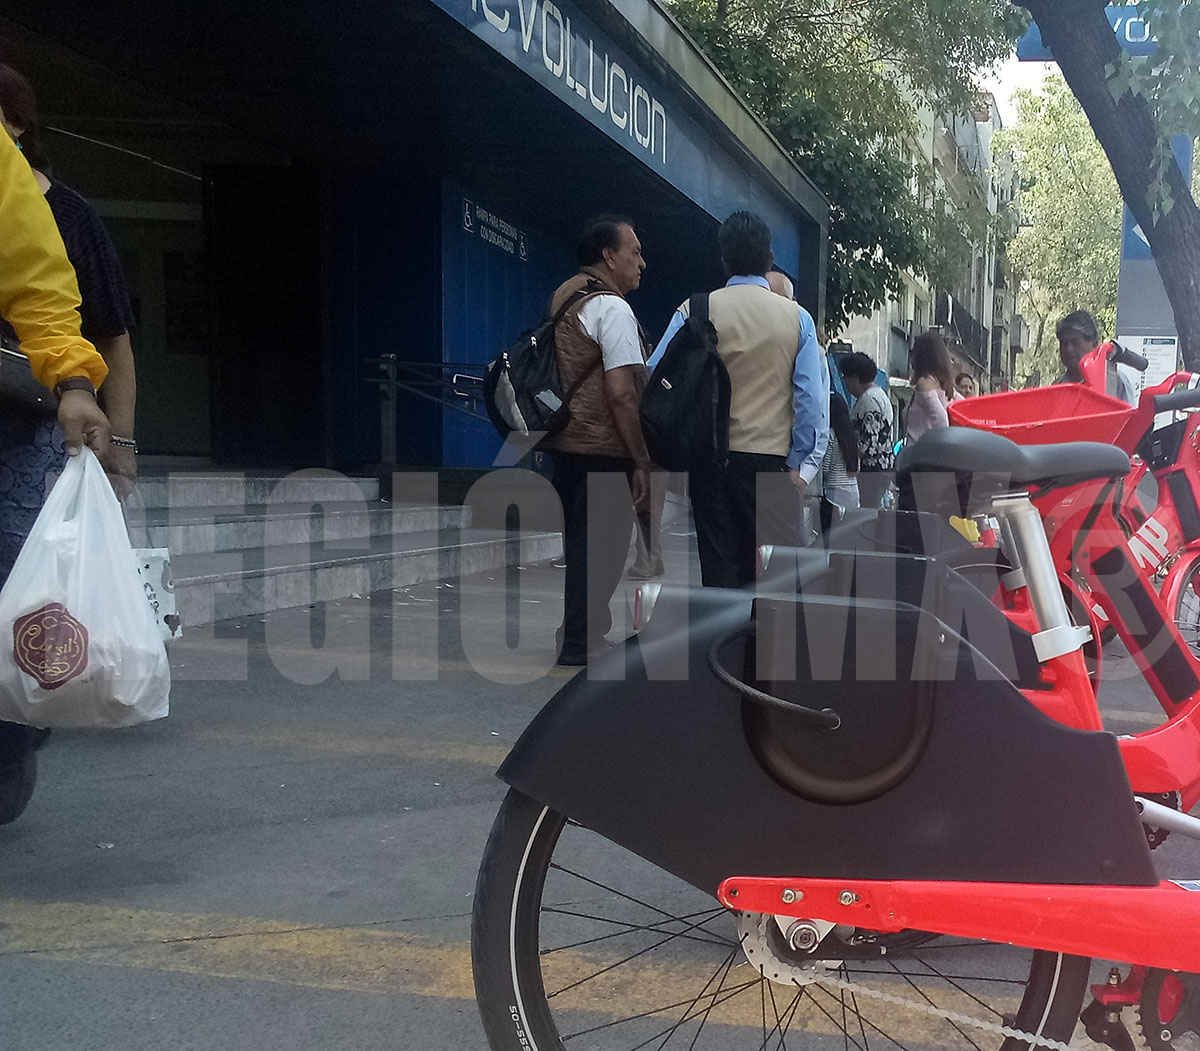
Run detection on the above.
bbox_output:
[951,345,1200,718]
[472,421,1200,1051]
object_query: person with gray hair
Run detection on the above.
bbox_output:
[1055,310,1101,383]
[1055,309,1135,404]
[544,214,652,666]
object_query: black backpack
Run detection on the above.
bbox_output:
[640,294,730,471]
[483,283,601,441]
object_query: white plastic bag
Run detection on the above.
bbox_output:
[0,447,170,728]
[119,484,182,640]
[133,548,182,641]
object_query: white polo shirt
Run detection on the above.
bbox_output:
[578,294,644,371]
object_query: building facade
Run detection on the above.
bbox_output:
[844,92,1024,398]
[1,0,827,471]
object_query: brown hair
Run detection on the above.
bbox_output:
[0,64,47,171]
[910,331,955,398]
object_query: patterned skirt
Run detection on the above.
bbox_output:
[0,411,66,589]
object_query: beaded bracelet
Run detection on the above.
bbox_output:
[110,436,138,452]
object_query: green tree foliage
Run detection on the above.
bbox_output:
[665,0,1024,333]
[996,76,1122,383]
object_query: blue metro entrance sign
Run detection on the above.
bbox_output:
[1017,3,1190,347]
[1017,5,1158,60]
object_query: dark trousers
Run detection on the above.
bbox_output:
[858,471,893,510]
[0,600,45,768]
[550,452,635,657]
[690,452,798,588]
[0,562,47,768]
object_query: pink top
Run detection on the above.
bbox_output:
[906,387,949,442]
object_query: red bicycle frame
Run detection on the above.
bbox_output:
[717,875,1200,975]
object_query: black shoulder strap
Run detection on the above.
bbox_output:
[688,292,710,324]
[550,281,599,328]
[559,278,608,403]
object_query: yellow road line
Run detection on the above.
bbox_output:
[190,728,510,767]
[0,899,476,998]
[0,898,1021,1040]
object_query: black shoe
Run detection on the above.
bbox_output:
[556,640,616,667]
[0,751,37,826]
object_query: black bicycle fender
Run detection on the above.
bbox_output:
[498,586,1156,897]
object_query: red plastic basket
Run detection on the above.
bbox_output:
[948,385,1132,446]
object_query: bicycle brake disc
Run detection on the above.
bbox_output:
[736,910,842,985]
[736,910,1077,1051]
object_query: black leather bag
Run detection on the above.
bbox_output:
[483,283,601,440]
[1,342,57,419]
[640,293,731,471]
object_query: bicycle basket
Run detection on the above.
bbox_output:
[948,385,1132,446]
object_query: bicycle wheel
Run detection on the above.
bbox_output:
[1168,553,1200,651]
[472,789,1091,1051]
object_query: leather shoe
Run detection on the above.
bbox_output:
[556,640,616,667]
[627,560,665,580]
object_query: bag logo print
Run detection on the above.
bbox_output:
[13,602,89,690]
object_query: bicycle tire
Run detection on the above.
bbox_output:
[1063,578,1105,688]
[471,788,1091,1051]
[1166,552,1200,652]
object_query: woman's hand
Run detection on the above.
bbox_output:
[57,387,110,456]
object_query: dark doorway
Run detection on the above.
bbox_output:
[205,164,324,466]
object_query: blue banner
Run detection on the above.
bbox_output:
[1018,5,1159,61]
[424,0,802,272]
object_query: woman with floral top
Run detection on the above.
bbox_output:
[837,352,894,509]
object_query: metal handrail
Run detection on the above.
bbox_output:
[362,357,489,425]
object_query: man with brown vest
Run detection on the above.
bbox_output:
[545,215,651,666]
[648,211,827,587]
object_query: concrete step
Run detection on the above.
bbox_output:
[132,470,381,510]
[136,501,467,555]
[173,526,563,626]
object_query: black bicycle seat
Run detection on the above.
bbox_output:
[897,427,1129,488]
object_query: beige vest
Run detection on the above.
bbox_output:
[680,283,800,456]
[542,272,647,458]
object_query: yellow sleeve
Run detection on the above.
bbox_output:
[0,134,107,391]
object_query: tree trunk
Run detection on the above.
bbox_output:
[1022,0,1200,369]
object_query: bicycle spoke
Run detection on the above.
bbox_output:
[546,908,742,999]
[842,963,1026,987]
[665,946,739,1051]
[797,979,868,1051]
[761,977,803,1051]
[548,863,737,943]
[883,955,988,1051]
[806,980,913,1051]
[542,905,734,953]
[850,986,873,1051]
[568,949,741,1049]
[560,971,763,1043]
[897,951,1013,1018]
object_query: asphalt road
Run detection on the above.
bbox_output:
[1,519,1198,1050]
[0,561,581,1051]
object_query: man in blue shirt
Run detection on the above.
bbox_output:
[648,212,827,587]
